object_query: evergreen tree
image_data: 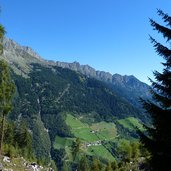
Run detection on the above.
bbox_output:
[111,160,118,171]
[105,162,113,171]
[72,138,81,160]
[130,142,140,161]
[14,122,33,158]
[78,155,90,171]
[117,140,132,163]
[0,24,5,54]
[141,10,171,171]
[4,122,15,146]
[0,23,15,155]
[62,161,69,171]
[49,160,58,171]
[91,158,101,171]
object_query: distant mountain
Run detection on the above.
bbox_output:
[2,38,151,108]
[55,61,151,111]
[1,37,151,167]
[1,37,151,122]
[1,37,49,77]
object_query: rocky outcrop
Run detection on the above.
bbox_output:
[3,37,42,60]
[1,38,46,77]
[0,156,54,171]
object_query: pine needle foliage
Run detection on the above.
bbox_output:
[141,10,171,171]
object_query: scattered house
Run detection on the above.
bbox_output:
[84,140,102,148]
[87,144,91,147]
[90,129,99,134]
[90,130,95,134]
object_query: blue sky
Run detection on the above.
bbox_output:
[0,0,171,83]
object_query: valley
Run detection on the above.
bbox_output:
[0,2,170,170]
[53,113,144,162]
[0,38,150,170]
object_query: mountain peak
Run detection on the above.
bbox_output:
[3,37,42,60]
[1,37,46,77]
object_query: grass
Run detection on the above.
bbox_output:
[57,114,118,161]
[66,114,117,142]
[73,128,99,141]
[87,145,115,161]
[66,114,89,129]
[53,136,74,161]
[54,114,118,161]
[90,122,117,140]
[54,136,75,149]
[54,115,145,163]
[118,117,145,131]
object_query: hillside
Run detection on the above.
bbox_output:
[55,61,151,110]
[0,156,55,171]
[2,37,151,109]
[1,37,150,169]
[10,63,142,157]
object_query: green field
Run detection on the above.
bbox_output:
[90,122,117,140]
[54,114,117,161]
[66,114,117,142]
[54,135,75,149]
[66,114,89,129]
[118,117,145,131]
[87,145,115,161]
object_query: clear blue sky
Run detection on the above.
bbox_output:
[0,0,171,83]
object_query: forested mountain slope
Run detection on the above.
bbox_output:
[1,38,150,168]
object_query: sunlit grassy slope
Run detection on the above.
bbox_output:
[54,114,145,161]
[54,114,117,161]
[118,117,145,131]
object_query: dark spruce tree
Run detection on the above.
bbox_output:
[141,10,171,171]
[0,23,15,156]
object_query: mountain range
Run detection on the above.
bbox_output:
[0,37,151,169]
[2,37,151,108]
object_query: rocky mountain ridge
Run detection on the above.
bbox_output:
[1,37,151,110]
[2,37,150,97]
[55,61,150,95]
[1,37,46,77]
[3,37,42,60]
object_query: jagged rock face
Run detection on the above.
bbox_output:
[3,37,42,60]
[56,61,113,82]
[111,74,151,109]
[1,37,46,77]
[112,74,149,93]
[55,61,150,100]
[1,37,148,87]
[1,37,150,103]
[55,61,97,77]
[96,71,113,82]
